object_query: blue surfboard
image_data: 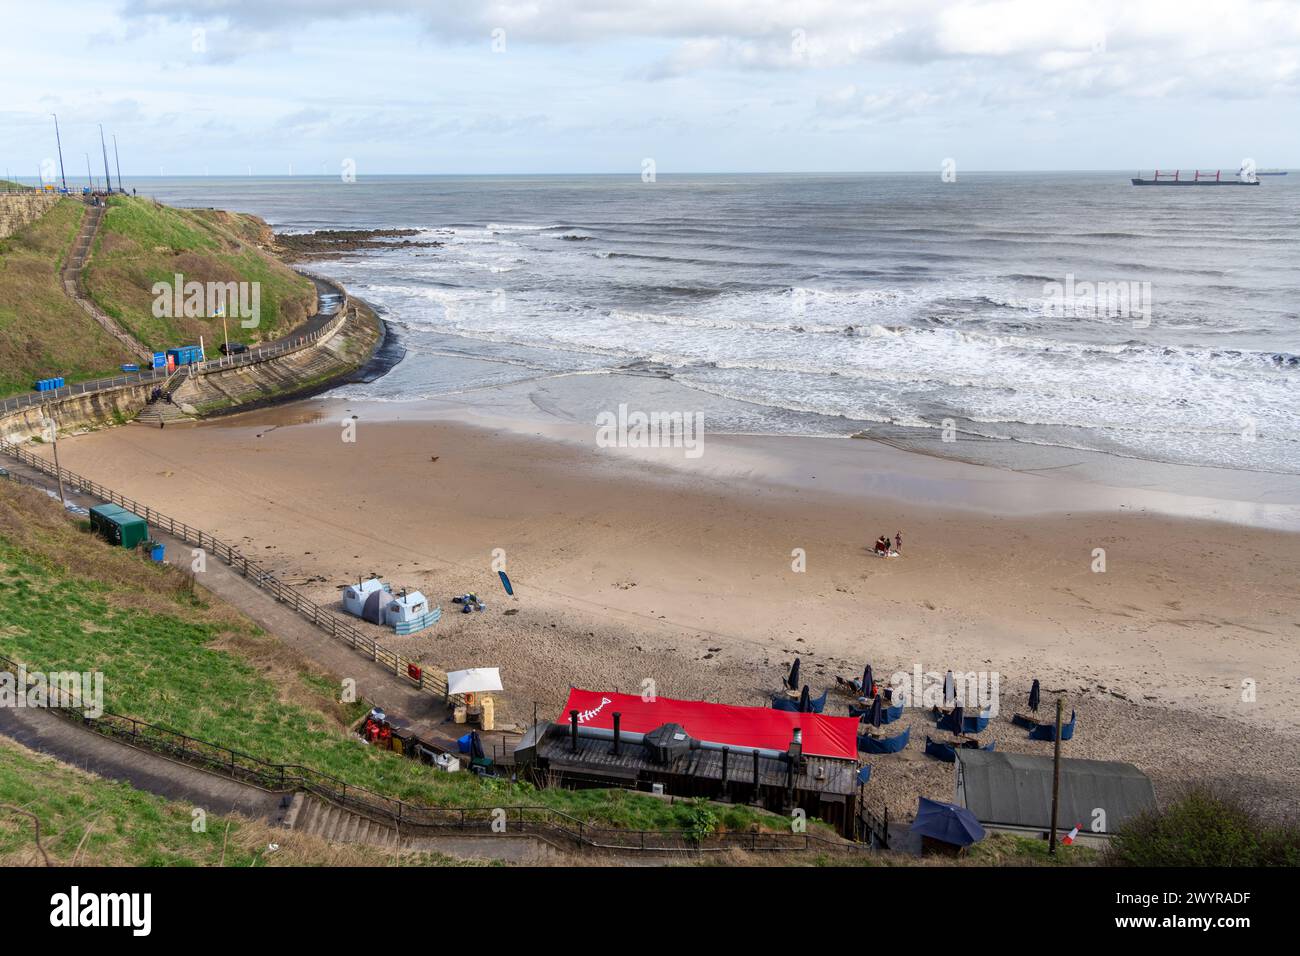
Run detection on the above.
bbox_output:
[498,571,514,596]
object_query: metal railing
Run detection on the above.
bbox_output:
[0,367,171,415]
[192,305,349,376]
[859,804,891,849]
[0,649,870,856]
[0,437,447,699]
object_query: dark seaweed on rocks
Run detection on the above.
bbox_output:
[274,228,442,261]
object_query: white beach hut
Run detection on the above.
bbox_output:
[385,590,441,635]
[342,578,441,634]
[343,577,390,622]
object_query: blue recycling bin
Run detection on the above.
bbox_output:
[149,543,165,563]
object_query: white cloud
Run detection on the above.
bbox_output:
[2,1,1296,173]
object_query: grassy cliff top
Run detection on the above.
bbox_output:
[84,195,316,351]
[0,194,320,398]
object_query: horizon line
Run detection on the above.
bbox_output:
[7,167,1292,182]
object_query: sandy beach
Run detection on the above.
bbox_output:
[39,387,1300,822]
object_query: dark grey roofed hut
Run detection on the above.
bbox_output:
[955,749,1155,842]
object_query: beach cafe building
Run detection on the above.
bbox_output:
[955,749,1156,846]
[515,688,865,838]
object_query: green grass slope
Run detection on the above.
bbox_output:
[84,195,316,352]
[1,735,282,866]
[0,735,474,866]
[0,199,136,395]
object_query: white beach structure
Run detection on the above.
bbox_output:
[342,577,441,635]
[386,589,440,635]
[343,578,388,618]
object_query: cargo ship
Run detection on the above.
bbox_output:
[1131,169,1259,185]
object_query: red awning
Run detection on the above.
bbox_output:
[558,688,859,761]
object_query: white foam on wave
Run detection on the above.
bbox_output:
[334,232,1298,472]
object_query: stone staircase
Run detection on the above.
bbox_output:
[286,794,409,850]
[59,201,152,362]
[132,366,195,426]
[133,401,193,427]
[283,793,566,863]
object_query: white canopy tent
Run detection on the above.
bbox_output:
[446,667,503,696]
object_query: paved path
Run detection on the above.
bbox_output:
[2,451,446,734]
[0,704,287,820]
[0,704,570,863]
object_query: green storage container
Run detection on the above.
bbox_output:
[89,503,149,549]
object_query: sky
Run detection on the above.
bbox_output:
[2,0,1298,177]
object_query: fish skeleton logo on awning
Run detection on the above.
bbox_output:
[577,697,614,723]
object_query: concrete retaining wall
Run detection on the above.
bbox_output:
[175,302,380,414]
[0,381,154,442]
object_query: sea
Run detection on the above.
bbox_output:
[141,172,1299,478]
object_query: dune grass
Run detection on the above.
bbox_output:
[0,198,135,395]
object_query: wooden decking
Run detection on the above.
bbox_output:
[540,731,855,795]
[529,724,861,836]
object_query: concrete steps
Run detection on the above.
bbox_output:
[173,314,367,412]
[133,402,193,426]
[283,793,565,863]
[290,794,407,851]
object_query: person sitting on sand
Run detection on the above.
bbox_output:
[874,536,890,554]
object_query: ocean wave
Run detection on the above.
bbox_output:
[486,222,564,232]
[317,182,1298,474]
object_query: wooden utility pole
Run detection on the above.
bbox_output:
[1048,696,1064,854]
